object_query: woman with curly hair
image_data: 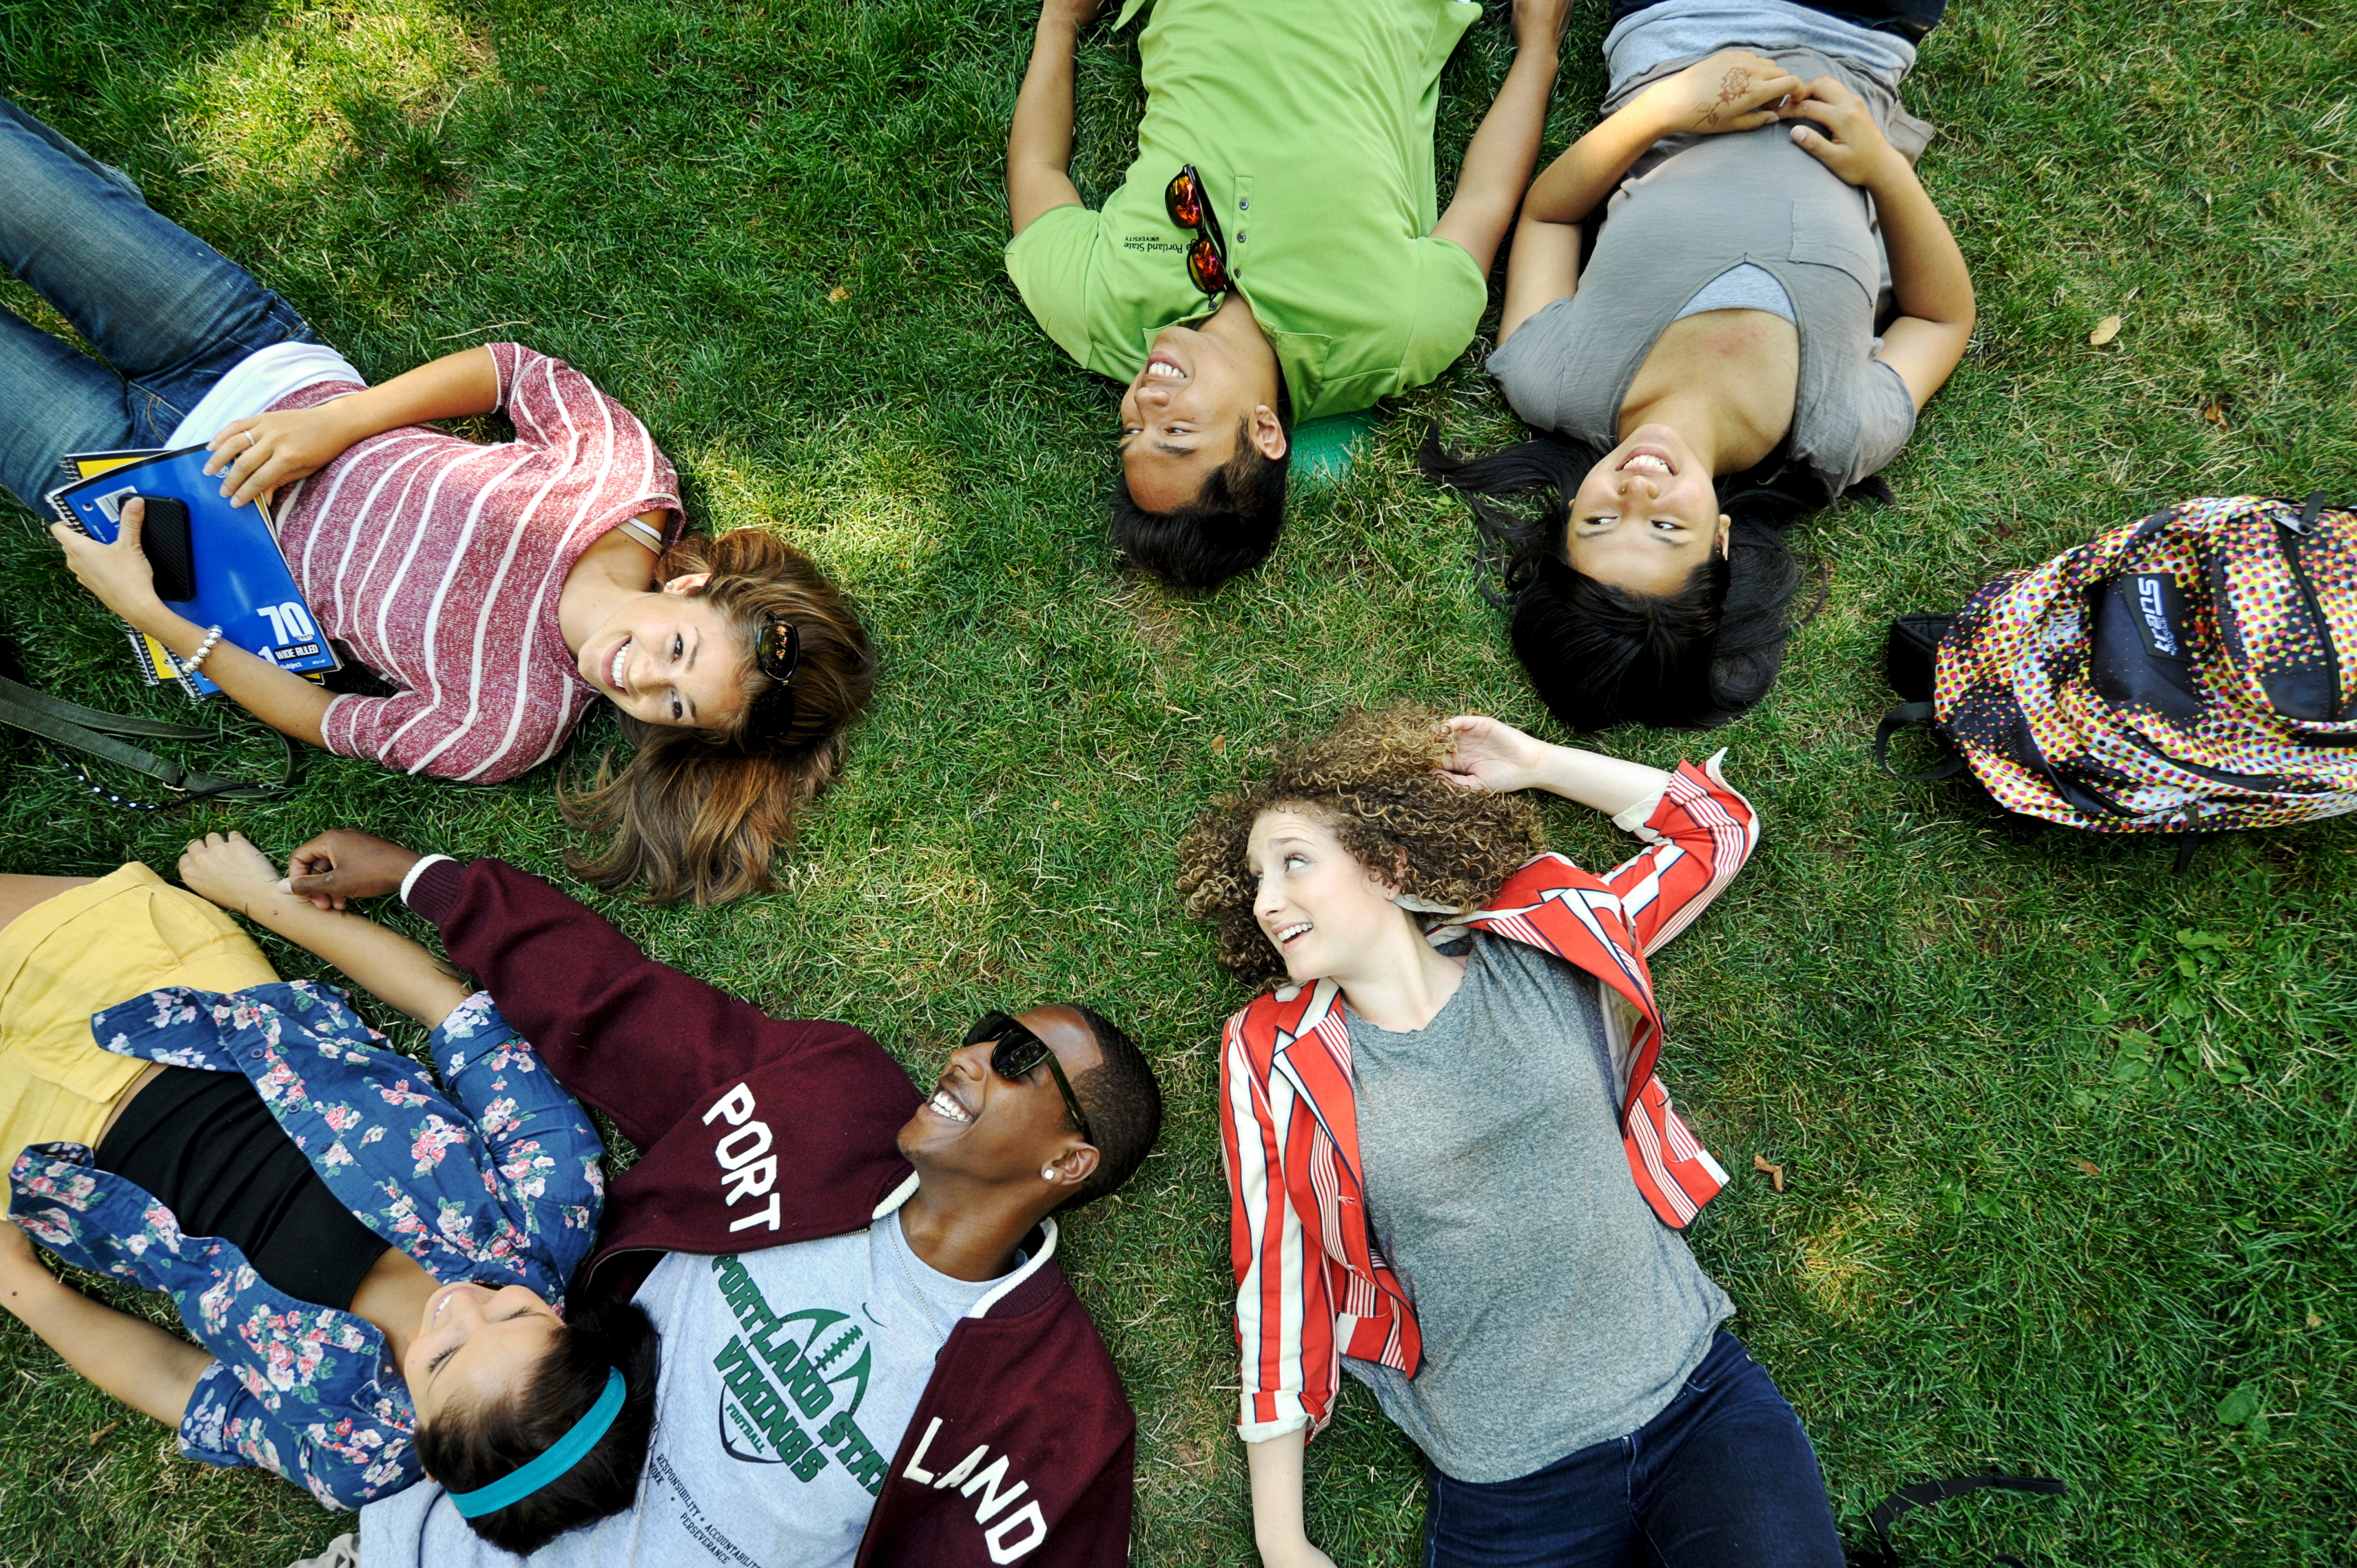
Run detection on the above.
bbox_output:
[5,99,873,904]
[1179,705,1839,1567]
[1422,0,1970,731]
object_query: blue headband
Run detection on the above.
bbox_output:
[447,1368,627,1519]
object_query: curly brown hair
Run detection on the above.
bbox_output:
[1175,704,1545,991]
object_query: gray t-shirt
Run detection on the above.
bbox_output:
[357,1214,1010,1568]
[1488,4,1934,498]
[1343,935,1732,1484]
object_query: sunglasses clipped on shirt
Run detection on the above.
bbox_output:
[964,1010,1094,1146]
[1164,163,1232,298]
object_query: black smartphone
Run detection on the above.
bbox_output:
[135,494,198,602]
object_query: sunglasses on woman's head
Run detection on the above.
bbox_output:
[745,618,800,741]
[1164,164,1232,298]
[964,1010,1094,1146]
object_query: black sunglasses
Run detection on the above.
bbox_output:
[1164,164,1232,297]
[747,618,800,741]
[964,1010,1094,1146]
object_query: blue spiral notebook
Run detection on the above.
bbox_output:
[45,446,341,700]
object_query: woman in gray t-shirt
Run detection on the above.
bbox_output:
[1425,0,1973,733]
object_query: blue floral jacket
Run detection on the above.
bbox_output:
[7,981,604,1509]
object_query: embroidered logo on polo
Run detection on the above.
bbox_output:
[706,1255,894,1494]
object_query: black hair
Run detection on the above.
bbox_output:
[414,1296,662,1554]
[1419,428,1838,730]
[1110,419,1292,591]
[1055,1005,1164,1214]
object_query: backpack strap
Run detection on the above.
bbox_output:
[1875,702,1969,782]
[1862,1472,2067,1566]
[0,675,300,811]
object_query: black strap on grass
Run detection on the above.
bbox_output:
[1875,702,1969,782]
[0,674,299,811]
[1859,1472,2067,1566]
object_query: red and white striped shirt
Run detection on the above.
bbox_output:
[269,343,681,783]
[1218,755,1758,1444]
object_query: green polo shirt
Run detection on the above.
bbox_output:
[1007,0,1486,423]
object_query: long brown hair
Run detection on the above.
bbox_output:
[562,528,876,905]
[1176,704,1543,991]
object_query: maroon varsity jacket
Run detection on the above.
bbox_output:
[403,857,1135,1568]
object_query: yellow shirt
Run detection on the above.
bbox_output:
[0,864,274,1170]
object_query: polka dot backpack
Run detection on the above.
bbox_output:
[1877,494,2357,849]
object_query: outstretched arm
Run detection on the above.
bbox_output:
[1007,0,1103,235]
[1499,50,1803,344]
[1428,0,1568,278]
[0,1221,210,1428]
[1782,75,1973,410]
[177,832,471,1029]
[1438,713,1669,818]
[1246,1428,1337,1568]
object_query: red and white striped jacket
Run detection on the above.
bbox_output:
[1217,755,1758,1443]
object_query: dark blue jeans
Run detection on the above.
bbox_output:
[0,96,322,510]
[1422,1332,1844,1568]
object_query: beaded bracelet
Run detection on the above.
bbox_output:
[174,624,226,678]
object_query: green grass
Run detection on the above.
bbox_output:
[3,0,2355,1562]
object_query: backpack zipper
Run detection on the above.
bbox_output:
[2275,496,2346,723]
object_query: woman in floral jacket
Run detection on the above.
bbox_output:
[0,834,647,1550]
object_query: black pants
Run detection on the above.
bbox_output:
[1607,0,1945,42]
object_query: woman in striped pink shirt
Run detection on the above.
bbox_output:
[12,104,872,904]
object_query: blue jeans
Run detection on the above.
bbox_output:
[0,96,323,511]
[1422,1332,1844,1568]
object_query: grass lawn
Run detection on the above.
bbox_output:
[3,0,2355,1562]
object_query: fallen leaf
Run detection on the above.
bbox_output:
[87,1421,120,1446]
[827,285,850,303]
[2088,314,2123,346]
[2073,1159,2101,1175]
[1050,800,1063,811]
[2204,395,2230,430]
[1211,735,1226,754]
[1752,1152,1785,1193]
[2309,1312,2324,1329]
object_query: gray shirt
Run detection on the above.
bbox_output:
[1343,935,1731,1484]
[358,1214,1011,1568]
[1488,7,1935,498]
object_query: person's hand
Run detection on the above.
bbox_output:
[1257,1540,1339,1568]
[1037,0,1102,30]
[1647,50,1803,136]
[202,401,363,509]
[1780,74,1896,187]
[48,500,167,631]
[283,829,424,911]
[1510,0,1572,54]
[1437,714,1554,794]
[179,831,286,917]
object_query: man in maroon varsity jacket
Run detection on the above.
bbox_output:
[281,831,1160,1568]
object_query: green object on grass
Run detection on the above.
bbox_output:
[1290,410,1380,484]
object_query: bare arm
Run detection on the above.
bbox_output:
[1439,714,1669,819]
[1500,50,1802,344]
[1245,1427,1337,1568]
[48,502,336,747]
[178,832,470,1030]
[200,345,501,507]
[1007,0,1103,236]
[1429,0,1567,277]
[0,1222,210,1428]
[1783,76,1973,410]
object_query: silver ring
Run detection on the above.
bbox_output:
[241,431,259,450]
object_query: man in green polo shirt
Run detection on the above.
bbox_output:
[1007,0,1569,589]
